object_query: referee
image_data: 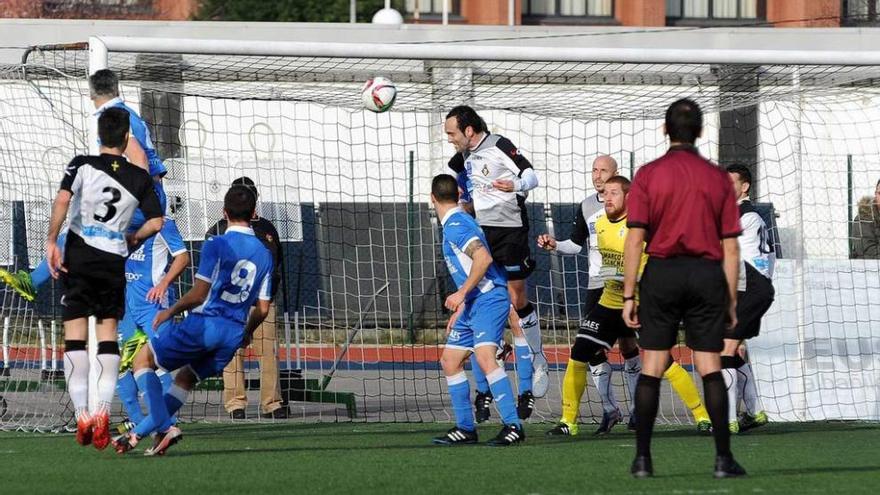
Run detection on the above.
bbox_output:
[622,99,746,478]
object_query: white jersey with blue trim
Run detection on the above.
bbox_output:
[125,217,187,308]
[192,225,273,324]
[441,207,507,302]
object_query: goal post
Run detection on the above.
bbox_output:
[2,34,879,431]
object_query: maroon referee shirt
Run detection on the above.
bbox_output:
[627,144,741,260]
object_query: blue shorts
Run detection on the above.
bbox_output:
[119,297,171,342]
[446,287,510,351]
[150,314,244,380]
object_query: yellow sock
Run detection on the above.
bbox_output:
[561,359,588,425]
[664,361,710,423]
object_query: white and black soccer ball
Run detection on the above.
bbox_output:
[361,76,397,113]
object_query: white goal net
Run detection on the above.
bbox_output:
[1,37,878,431]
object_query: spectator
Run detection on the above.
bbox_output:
[850,179,880,259]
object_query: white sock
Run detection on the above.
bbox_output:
[737,363,761,415]
[63,350,90,419]
[96,352,121,413]
[623,355,641,413]
[589,362,618,414]
[519,306,545,367]
[721,368,738,422]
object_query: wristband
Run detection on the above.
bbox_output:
[622,295,636,302]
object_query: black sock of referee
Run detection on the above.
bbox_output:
[634,374,661,458]
[702,371,732,457]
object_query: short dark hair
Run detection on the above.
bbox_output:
[89,69,119,99]
[98,107,130,149]
[604,175,631,194]
[726,164,752,186]
[445,105,487,135]
[224,185,257,222]
[231,176,258,198]
[432,174,459,204]
[665,98,703,144]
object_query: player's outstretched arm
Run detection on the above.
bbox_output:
[124,136,148,171]
[46,190,72,279]
[128,216,164,248]
[152,278,211,330]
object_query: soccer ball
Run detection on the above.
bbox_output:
[361,77,397,113]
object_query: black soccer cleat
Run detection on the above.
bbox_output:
[432,427,478,446]
[517,391,535,420]
[595,408,622,435]
[474,391,493,423]
[714,455,747,479]
[545,422,578,437]
[631,455,654,478]
[487,423,525,447]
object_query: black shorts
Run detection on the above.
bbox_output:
[576,304,636,351]
[482,226,534,281]
[729,263,775,340]
[61,242,126,322]
[582,287,603,317]
[637,257,729,353]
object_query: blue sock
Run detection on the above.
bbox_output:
[116,371,145,423]
[446,372,474,432]
[514,337,533,394]
[29,258,51,290]
[133,369,169,438]
[470,354,490,394]
[486,367,520,427]
[157,383,189,432]
[158,370,177,426]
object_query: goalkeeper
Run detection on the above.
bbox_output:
[539,176,712,436]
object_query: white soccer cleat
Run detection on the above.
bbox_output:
[531,353,550,398]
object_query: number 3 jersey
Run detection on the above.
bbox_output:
[192,225,273,325]
[61,153,162,261]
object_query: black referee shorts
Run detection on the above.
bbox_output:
[61,248,126,322]
[728,263,775,341]
[483,226,534,281]
[637,257,729,353]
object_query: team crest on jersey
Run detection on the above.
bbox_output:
[481,164,489,176]
[619,226,626,238]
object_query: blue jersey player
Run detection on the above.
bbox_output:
[113,186,273,455]
[430,174,524,446]
[0,69,167,302]
[115,216,190,430]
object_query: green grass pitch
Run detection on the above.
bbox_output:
[1,421,877,494]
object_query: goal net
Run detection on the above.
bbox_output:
[1,37,878,431]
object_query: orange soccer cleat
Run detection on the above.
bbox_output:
[91,410,111,450]
[75,413,93,446]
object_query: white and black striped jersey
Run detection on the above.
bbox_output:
[569,193,607,290]
[448,134,535,229]
[737,199,775,291]
[61,153,162,260]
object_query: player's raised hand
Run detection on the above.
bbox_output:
[536,234,557,251]
[492,179,515,192]
[623,299,641,329]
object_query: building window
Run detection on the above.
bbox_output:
[524,0,615,24]
[843,0,880,25]
[405,0,461,16]
[667,0,765,25]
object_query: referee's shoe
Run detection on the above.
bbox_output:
[714,455,747,478]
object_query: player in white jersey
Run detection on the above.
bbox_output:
[46,107,164,450]
[723,164,776,433]
[446,105,545,421]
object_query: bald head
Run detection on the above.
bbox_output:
[591,155,619,193]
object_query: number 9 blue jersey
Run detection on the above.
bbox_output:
[192,225,273,324]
